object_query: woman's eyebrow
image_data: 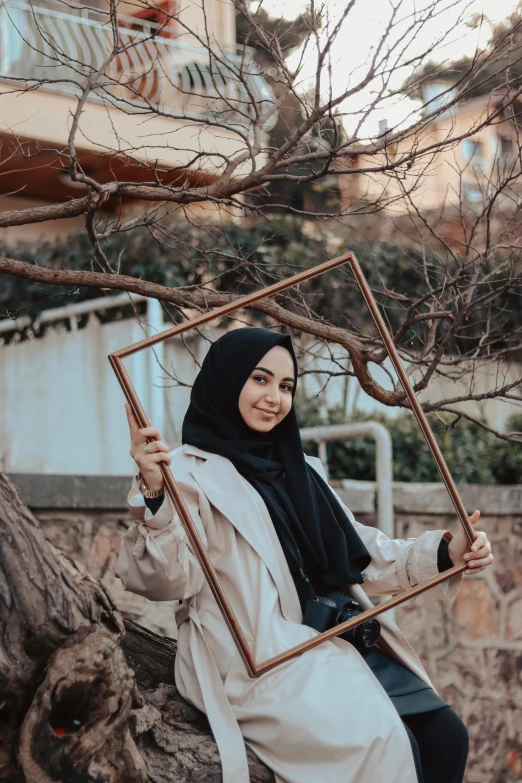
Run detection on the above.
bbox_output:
[253,366,295,383]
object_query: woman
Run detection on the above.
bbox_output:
[116,327,493,783]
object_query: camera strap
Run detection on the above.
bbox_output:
[273,501,318,601]
[298,566,318,600]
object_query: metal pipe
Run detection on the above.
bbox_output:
[300,423,393,540]
[317,441,329,479]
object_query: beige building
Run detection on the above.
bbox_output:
[340,83,521,217]
[337,84,522,435]
[0,0,274,241]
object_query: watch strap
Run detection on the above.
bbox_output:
[139,476,164,499]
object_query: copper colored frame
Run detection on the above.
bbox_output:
[109,252,477,679]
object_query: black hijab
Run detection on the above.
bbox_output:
[182,327,371,589]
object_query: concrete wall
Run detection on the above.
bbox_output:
[0,303,204,475]
[0,313,153,476]
[8,473,522,783]
[0,309,361,475]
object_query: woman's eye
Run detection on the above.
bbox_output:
[253,375,292,392]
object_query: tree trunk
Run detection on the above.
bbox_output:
[0,475,274,782]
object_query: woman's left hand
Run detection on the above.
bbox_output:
[448,510,493,575]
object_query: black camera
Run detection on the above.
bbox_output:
[302,590,380,650]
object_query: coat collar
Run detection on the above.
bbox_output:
[183,444,301,621]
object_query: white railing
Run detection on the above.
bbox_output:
[300,423,395,615]
[0,0,276,130]
[299,423,394,541]
[0,290,148,336]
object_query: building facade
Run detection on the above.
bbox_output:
[0,0,273,241]
[340,84,522,217]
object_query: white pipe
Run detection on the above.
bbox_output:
[318,441,329,479]
[300,422,393,539]
[146,297,165,438]
[300,422,395,618]
[0,291,146,335]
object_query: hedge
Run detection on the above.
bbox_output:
[296,395,522,485]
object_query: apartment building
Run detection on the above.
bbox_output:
[340,82,522,216]
[0,0,274,241]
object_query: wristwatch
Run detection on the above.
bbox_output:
[139,476,164,499]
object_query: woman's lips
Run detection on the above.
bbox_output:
[255,407,277,417]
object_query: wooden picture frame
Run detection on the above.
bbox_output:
[109,252,476,678]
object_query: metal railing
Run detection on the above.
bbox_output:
[0,291,148,335]
[300,423,394,540]
[0,0,276,130]
[300,422,395,615]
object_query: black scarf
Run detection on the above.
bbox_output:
[182,327,371,588]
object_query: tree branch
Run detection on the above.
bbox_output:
[0,255,409,408]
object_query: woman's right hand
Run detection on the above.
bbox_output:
[126,402,171,492]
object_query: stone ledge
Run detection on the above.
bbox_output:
[6,473,131,509]
[6,473,522,515]
[329,480,522,515]
[391,481,522,515]
[329,480,376,514]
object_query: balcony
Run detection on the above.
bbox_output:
[0,0,276,131]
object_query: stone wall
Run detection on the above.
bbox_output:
[345,480,522,783]
[8,473,522,783]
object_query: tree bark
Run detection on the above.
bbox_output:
[122,620,274,783]
[0,475,274,782]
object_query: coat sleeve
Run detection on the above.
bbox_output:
[306,456,462,602]
[115,468,206,602]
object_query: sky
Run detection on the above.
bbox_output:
[249,0,521,137]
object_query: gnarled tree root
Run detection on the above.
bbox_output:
[0,474,274,782]
[19,627,146,783]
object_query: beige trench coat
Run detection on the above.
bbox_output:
[116,443,462,783]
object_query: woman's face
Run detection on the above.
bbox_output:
[238,345,296,432]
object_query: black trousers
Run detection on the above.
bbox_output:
[401,706,469,783]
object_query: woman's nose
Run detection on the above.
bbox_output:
[264,387,279,405]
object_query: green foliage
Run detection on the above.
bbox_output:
[403,8,522,102]
[2,217,520,468]
[235,5,312,66]
[0,230,197,324]
[1,216,419,327]
[2,214,521,356]
[491,414,522,484]
[296,398,522,485]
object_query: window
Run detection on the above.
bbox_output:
[461,138,485,164]
[422,82,455,113]
[498,136,516,162]
[462,183,482,203]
